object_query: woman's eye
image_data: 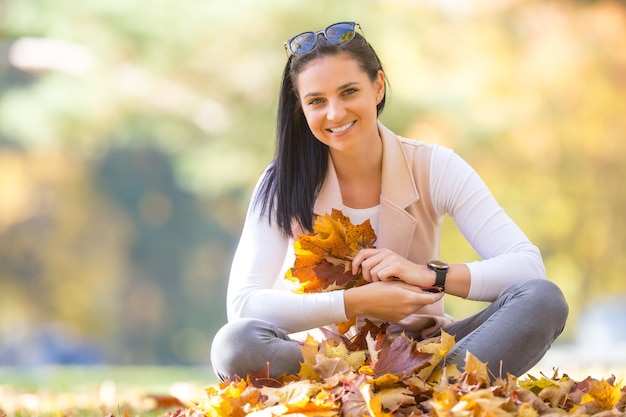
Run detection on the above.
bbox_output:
[308,98,323,105]
[343,88,358,95]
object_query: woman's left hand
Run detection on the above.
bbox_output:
[351,248,431,287]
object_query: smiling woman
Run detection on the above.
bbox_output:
[296,55,384,159]
[209,20,568,382]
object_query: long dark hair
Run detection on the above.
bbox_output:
[254,31,387,237]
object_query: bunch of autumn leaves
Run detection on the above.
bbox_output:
[189,210,625,416]
[286,209,377,334]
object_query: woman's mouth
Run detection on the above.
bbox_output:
[328,121,355,133]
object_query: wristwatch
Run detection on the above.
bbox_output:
[427,260,449,292]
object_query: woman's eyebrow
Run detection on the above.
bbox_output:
[302,82,360,99]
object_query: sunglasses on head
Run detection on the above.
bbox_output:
[284,21,363,57]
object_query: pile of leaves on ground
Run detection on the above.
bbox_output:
[168,320,625,417]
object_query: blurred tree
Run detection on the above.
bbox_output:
[94,144,234,363]
[1,0,625,364]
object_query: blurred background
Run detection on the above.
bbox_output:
[1,0,625,373]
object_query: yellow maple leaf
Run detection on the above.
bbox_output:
[264,380,339,415]
[463,351,491,387]
[378,386,416,411]
[517,403,539,417]
[319,338,367,370]
[298,336,366,382]
[536,377,575,408]
[416,330,456,381]
[300,210,351,258]
[426,363,461,387]
[518,374,563,394]
[298,334,321,381]
[198,378,262,416]
[359,381,394,417]
[430,388,459,414]
[369,373,401,390]
[454,387,509,416]
[580,378,623,411]
[336,317,356,335]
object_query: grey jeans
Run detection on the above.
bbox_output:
[210,279,568,381]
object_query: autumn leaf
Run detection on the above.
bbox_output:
[298,334,322,381]
[358,382,394,417]
[415,330,456,381]
[369,331,433,377]
[336,317,356,335]
[576,378,623,414]
[519,373,576,409]
[319,338,367,371]
[512,388,552,415]
[461,350,492,387]
[286,209,375,294]
[298,208,376,259]
[259,380,339,416]
[197,377,262,416]
[142,393,185,409]
[340,374,370,417]
[343,319,389,352]
[369,373,400,390]
[430,388,459,415]
[452,387,510,416]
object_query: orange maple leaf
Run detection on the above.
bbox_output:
[286,209,375,294]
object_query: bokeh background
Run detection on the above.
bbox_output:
[1,0,625,371]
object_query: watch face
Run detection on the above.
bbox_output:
[428,260,448,270]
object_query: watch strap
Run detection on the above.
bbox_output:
[427,260,449,291]
[433,269,447,289]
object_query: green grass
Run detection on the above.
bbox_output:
[0,366,217,417]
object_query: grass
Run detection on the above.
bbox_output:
[0,366,217,417]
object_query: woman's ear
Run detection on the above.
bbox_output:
[376,70,385,99]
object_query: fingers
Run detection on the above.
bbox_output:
[352,248,404,282]
[396,281,445,300]
[353,281,445,322]
[351,248,376,276]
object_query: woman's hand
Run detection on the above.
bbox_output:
[353,248,472,298]
[352,248,433,288]
[343,281,443,322]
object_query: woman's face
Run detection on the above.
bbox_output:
[295,53,385,154]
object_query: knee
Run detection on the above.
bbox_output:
[210,318,301,381]
[523,279,569,331]
[210,318,263,380]
[213,319,253,344]
[212,318,259,349]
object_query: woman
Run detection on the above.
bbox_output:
[210,21,568,381]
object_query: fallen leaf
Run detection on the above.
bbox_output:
[370,332,432,377]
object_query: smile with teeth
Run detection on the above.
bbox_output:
[328,121,355,133]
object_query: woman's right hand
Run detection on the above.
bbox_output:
[343,281,444,323]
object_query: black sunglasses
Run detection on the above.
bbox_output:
[284,21,363,56]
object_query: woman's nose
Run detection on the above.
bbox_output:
[326,99,346,121]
